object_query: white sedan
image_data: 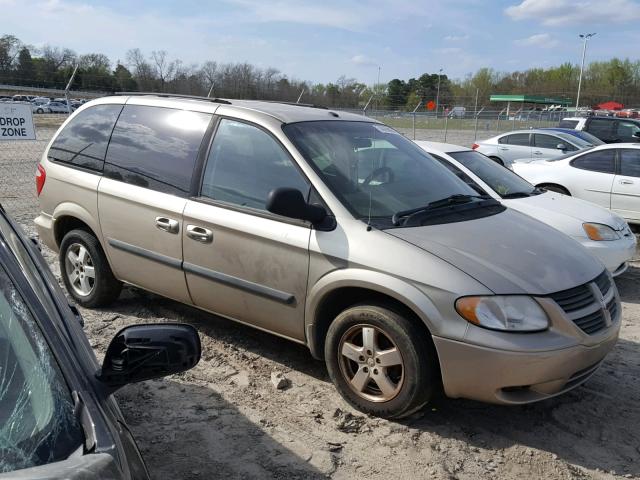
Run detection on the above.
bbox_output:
[416,141,637,276]
[512,143,640,225]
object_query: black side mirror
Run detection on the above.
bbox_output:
[267,187,327,224]
[97,323,201,393]
[556,143,567,150]
[632,131,640,138]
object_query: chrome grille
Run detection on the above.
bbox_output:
[572,309,607,334]
[548,284,594,313]
[594,271,612,296]
[548,270,616,335]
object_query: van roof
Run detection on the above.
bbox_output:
[101,93,377,125]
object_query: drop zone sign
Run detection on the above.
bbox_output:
[0,103,36,140]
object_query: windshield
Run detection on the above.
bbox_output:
[556,132,592,148]
[572,130,604,146]
[283,121,478,223]
[0,265,82,472]
[448,151,536,198]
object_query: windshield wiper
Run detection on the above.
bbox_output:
[391,194,490,226]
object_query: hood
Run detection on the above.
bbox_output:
[386,208,603,295]
[505,191,627,232]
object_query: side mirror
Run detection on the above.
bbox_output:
[556,143,567,150]
[632,131,640,138]
[266,187,327,224]
[97,323,201,393]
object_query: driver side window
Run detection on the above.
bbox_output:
[201,119,310,212]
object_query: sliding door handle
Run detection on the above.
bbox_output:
[186,225,213,243]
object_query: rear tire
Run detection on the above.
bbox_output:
[540,184,570,195]
[59,229,122,308]
[324,304,438,419]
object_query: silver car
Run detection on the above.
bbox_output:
[474,129,596,166]
[35,95,620,418]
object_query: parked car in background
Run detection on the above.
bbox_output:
[448,106,466,118]
[36,95,620,418]
[46,101,72,113]
[416,141,636,276]
[512,144,640,224]
[32,96,50,105]
[12,95,30,102]
[472,129,593,167]
[559,116,640,144]
[32,103,51,114]
[615,109,638,119]
[0,205,201,479]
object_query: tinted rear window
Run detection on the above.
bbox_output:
[571,150,616,174]
[499,133,529,146]
[48,104,123,171]
[104,105,211,195]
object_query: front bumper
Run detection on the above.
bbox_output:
[434,328,618,404]
[577,234,636,277]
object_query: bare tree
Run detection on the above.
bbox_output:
[41,45,76,70]
[151,50,177,92]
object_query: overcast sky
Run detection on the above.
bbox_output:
[2,0,639,84]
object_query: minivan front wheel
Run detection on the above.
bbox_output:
[60,229,122,307]
[325,304,437,419]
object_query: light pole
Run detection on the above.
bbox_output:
[576,33,596,110]
[435,68,443,119]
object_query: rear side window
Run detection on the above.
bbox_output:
[571,150,616,174]
[619,149,640,177]
[48,104,123,171]
[559,120,579,129]
[586,119,613,138]
[104,105,211,195]
[534,134,562,150]
[499,133,529,146]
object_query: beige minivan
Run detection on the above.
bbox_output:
[35,94,621,418]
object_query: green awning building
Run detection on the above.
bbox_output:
[490,94,572,114]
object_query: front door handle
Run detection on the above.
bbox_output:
[186,225,213,243]
[620,179,634,185]
[498,147,509,151]
[155,217,179,234]
[533,150,543,155]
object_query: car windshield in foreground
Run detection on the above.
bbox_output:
[448,151,539,199]
[283,121,496,227]
[547,147,595,161]
[0,265,83,473]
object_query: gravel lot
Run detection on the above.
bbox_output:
[4,119,640,479]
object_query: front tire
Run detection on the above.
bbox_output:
[59,229,122,307]
[325,304,438,419]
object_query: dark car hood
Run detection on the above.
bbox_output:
[386,208,603,295]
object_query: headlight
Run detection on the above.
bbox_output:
[455,296,549,332]
[583,223,621,241]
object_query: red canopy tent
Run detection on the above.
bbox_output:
[595,101,624,110]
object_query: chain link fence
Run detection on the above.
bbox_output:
[0,114,62,224]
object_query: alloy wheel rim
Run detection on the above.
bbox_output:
[65,243,96,297]
[338,324,404,402]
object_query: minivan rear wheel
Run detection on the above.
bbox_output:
[325,304,437,419]
[60,229,122,307]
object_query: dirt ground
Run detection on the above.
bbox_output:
[25,225,638,480]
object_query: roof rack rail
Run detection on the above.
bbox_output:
[115,92,232,105]
[255,100,328,110]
